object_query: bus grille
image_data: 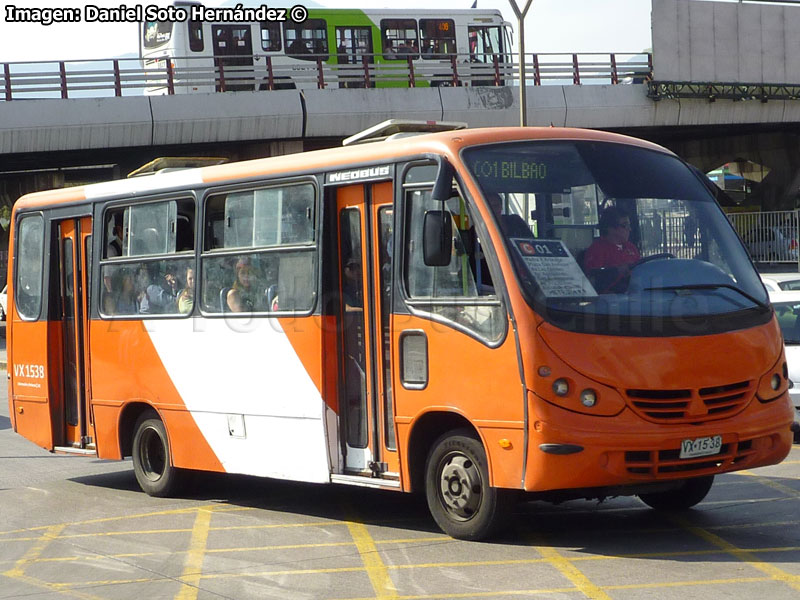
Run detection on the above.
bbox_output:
[625,380,752,423]
[624,439,755,477]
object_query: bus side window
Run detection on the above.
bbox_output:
[381,18,419,60]
[188,20,203,52]
[260,21,281,52]
[403,176,504,342]
[15,215,45,320]
[99,199,195,317]
[284,19,328,60]
[201,182,316,314]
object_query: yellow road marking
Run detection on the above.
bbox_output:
[3,523,65,578]
[670,514,800,592]
[1,523,106,600]
[5,573,110,600]
[605,576,773,590]
[0,504,220,537]
[737,469,800,497]
[11,520,347,542]
[9,543,800,570]
[52,576,159,589]
[175,507,213,600]
[534,544,613,600]
[339,588,580,600]
[347,521,398,598]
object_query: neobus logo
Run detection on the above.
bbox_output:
[327,166,392,184]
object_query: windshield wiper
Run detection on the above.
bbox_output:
[642,283,769,310]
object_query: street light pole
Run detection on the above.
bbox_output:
[507,0,534,126]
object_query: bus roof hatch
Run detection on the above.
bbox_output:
[342,119,467,147]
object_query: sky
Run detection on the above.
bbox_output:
[0,0,656,63]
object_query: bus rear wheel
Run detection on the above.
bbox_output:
[424,429,511,541]
[132,411,183,497]
[638,475,714,510]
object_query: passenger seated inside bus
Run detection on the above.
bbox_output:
[116,269,138,314]
[482,193,535,242]
[102,266,138,315]
[138,265,179,314]
[177,267,195,314]
[582,206,641,293]
[227,257,258,312]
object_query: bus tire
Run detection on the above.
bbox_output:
[638,475,714,511]
[132,412,183,497]
[424,429,511,541]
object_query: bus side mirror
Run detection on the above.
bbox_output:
[431,160,455,202]
[423,210,452,267]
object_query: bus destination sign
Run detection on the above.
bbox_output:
[471,159,548,181]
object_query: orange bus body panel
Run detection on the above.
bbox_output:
[89,320,223,472]
[9,320,54,450]
[393,314,525,490]
[537,320,784,391]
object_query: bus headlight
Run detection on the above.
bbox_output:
[580,389,597,407]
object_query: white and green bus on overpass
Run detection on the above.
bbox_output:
[140,2,513,92]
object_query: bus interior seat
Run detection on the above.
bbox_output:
[266,284,278,311]
[219,287,232,313]
[499,214,534,239]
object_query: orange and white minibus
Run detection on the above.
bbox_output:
[7,123,795,540]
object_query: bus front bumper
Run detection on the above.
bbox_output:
[523,392,794,493]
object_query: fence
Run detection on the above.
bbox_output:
[727,210,800,266]
[0,52,652,100]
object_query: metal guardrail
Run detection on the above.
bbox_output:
[649,80,800,102]
[0,52,652,100]
[728,210,800,265]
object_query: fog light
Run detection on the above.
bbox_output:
[580,389,597,407]
[553,378,569,397]
[771,374,781,390]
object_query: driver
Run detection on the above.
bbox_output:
[583,206,641,292]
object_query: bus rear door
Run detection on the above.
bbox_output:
[335,182,399,478]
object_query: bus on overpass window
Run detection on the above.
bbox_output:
[6,122,795,540]
[139,3,512,92]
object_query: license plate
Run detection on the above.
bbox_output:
[679,435,722,459]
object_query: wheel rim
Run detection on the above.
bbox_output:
[139,427,166,482]
[437,451,483,521]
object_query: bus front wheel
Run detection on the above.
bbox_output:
[424,430,511,541]
[132,412,183,497]
[637,475,714,510]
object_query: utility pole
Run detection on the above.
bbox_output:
[507,0,534,126]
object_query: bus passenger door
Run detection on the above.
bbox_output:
[57,217,94,451]
[212,24,254,91]
[335,183,399,477]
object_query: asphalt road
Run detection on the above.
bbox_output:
[1,379,799,600]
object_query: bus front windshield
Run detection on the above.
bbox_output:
[143,21,173,49]
[463,140,769,336]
